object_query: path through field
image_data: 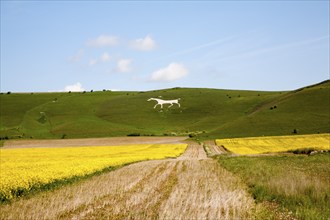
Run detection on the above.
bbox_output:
[0,143,255,220]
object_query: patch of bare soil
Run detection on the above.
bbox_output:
[2,136,188,149]
[256,201,297,220]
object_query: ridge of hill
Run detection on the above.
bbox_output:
[0,80,329,140]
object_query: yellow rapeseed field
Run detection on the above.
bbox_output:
[216,134,330,155]
[0,144,187,201]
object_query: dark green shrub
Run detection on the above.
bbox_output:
[289,148,315,155]
[189,133,196,138]
[127,133,140,136]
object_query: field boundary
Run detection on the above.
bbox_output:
[2,136,188,149]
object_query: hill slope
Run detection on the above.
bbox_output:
[0,80,329,140]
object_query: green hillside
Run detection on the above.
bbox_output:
[0,80,329,140]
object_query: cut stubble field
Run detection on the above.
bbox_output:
[0,141,256,220]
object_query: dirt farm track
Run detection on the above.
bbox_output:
[0,137,257,219]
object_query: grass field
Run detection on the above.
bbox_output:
[0,143,187,201]
[1,80,329,140]
[217,153,330,220]
[216,133,330,155]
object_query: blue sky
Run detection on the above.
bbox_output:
[1,1,329,92]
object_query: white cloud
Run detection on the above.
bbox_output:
[116,59,132,73]
[88,52,111,66]
[130,35,156,51]
[100,52,111,62]
[86,35,119,47]
[68,49,84,62]
[88,58,98,66]
[64,82,85,92]
[150,63,188,82]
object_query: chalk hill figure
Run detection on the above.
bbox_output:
[147,98,181,109]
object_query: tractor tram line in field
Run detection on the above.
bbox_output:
[58,143,255,219]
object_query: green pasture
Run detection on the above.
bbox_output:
[0,80,329,140]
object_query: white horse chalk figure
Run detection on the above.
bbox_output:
[148,98,181,109]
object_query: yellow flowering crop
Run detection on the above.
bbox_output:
[216,133,330,155]
[0,144,187,201]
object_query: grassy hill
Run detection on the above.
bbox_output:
[0,80,329,140]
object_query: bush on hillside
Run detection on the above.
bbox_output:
[127,133,140,136]
[189,133,196,138]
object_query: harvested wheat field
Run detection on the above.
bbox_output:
[0,143,256,220]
